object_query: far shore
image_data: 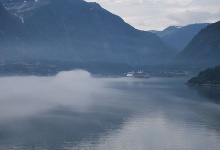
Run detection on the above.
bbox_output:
[186,82,220,88]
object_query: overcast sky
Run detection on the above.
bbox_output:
[85,0,220,31]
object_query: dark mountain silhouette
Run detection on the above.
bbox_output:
[172,21,220,70]
[0,0,175,67]
[188,65,220,85]
[150,23,209,51]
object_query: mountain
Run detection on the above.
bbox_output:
[172,21,220,70]
[150,23,209,51]
[0,2,27,59]
[0,0,176,67]
[0,2,24,39]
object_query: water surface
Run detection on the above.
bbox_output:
[0,71,220,150]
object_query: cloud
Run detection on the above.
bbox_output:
[85,0,220,30]
[167,10,220,25]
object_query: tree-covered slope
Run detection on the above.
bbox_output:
[188,66,220,85]
[172,21,220,70]
[0,3,23,39]
[0,0,176,66]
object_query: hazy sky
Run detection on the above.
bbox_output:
[85,0,220,31]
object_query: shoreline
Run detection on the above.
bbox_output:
[186,82,220,88]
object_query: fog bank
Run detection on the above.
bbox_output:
[0,70,117,121]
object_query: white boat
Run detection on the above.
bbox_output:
[126,70,150,78]
[126,71,135,77]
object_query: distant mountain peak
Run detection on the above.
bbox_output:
[172,21,220,70]
[175,26,182,28]
[164,26,182,31]
[150,23,210,51]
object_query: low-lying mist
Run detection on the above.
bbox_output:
[0,70,119,121]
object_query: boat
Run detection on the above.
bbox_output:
[126,70,150,78]
[126,71,135,77]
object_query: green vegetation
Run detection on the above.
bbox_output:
[188,66,220,85]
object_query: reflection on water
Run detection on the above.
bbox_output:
[188,85,220,104]
[0,71,220,149]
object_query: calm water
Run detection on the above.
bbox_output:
[0,71,220,150]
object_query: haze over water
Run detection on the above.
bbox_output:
[0,70,220,150]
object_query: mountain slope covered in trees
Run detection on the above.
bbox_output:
[171,21,220,70]
[0,0,176,67]
[188,66,220,85]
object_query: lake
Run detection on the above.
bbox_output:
[0,70,220,150]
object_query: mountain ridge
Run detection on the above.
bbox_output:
[0,0,176,66]
[150,23,209,51]
[172,21,220,70]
